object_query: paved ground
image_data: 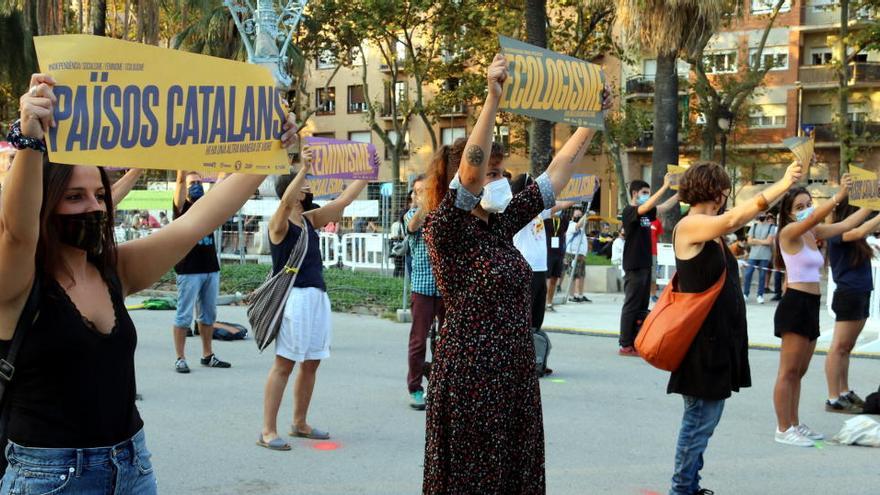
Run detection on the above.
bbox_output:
[129,305,880,495]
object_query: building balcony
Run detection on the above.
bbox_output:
[439,103,468,118]
[799,62,880,88]
[624,75,689,99]
[806,121,880,142]
[379,59,407,73]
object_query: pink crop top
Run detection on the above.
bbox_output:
[781,239,824,284]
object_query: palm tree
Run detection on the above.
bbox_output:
[524,0,553,175]
[615,0,725,223]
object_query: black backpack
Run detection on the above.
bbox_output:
[864,387,880,414]
[0,279,41,476]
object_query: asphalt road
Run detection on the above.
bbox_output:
[130,306,880,495]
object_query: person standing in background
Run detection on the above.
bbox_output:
[545,202,574,311]
[650,218,664,303]
[742,214,776,304]
[565,208,591,303]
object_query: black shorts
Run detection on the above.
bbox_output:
[547,253,565,278]
[832,290,871,322]
[774,288,821,341]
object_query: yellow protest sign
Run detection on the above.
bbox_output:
[34,35,289,175]
[498,36,605,129]
[783,135,815,166]
[667,165,689,190]
[308,176,347,200]
[558,174,599,202]
[848,165,880,210]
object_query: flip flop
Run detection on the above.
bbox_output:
[290,427,330,440]
[256,435,291,451]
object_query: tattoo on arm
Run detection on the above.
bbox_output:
[466,145,485,167]
[569,137,591,164]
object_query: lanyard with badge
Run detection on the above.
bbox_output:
[550,216,562,249]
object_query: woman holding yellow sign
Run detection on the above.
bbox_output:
[0,73,297,493]
[421,54,611,493]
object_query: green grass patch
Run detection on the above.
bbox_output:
[584,253,612,266]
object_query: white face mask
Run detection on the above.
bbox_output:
[480,178,513,214]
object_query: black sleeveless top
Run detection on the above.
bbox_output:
[0,271,143,448]
[270,219,325,291]
[667,240,751,400]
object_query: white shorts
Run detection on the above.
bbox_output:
[276,287,332,362]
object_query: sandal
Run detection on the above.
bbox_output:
[290,427,330,440]
[256,435,291,451]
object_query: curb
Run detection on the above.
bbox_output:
[542,326,880,360]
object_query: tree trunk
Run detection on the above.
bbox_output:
[524,0,553,175]
[77,0,83,32]
[92,0,106,36]
[609,141,629,209]
[652,54,680,238]
[838,0,850,176]
[700,112,718,161]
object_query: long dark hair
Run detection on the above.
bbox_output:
[833,198,874,267]
[37,157,117,285]
[775,186,810,270]
[424,138,467,212]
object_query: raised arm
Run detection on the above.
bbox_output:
[656,192,680,215]
[784,174,851,241]
[269,161,310,244]
[111,168,142,208]
[638,174,672,215]
[815,205,870,241]
[0,74,56,311]
[173,169,187,211]
[677,161,803,245]
[841,211,880,242]
[457,54,508,196]
[116,113,299,295]
[544,89,613,196]
[306,180,368,229]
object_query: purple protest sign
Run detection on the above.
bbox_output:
[305,136,380,180]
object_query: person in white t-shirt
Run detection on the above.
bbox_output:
[564,209,591,302]
[611,230,625,277]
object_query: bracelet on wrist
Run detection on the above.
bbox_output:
[6,120,47,153]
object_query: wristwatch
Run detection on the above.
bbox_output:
[6,120,47,153]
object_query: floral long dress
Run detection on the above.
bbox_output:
[422,174,555,494]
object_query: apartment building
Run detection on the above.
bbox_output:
[621,0,880,200]
[299,43,623,219]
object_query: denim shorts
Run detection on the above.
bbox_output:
[175,271,220,327]
[0,428,157,495]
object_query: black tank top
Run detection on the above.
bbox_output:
[668,239,751,400]
[270,219,325,291]
[0,271,143,448]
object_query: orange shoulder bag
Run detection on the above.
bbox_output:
[635,239,727,372]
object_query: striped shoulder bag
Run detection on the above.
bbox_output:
[248,220,311,352]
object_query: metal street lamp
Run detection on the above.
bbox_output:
[224,0,309,89]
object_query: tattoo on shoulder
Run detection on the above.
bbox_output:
[466,145,485,167]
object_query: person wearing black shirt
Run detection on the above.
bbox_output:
[544,203,574,311]
[618,176,678,356]
[170,170,231,373]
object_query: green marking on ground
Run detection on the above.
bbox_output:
[550,379,566,383]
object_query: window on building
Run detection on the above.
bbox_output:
[348,85,366,113]
[848,102,868,123]
[751,0,790,15]
[810,48,833,66]
[316,87,336,115]
[349,131,371,143]
[441,127,466,146]
[385,81,407,115]
[703,51,737,74]
[805,104,832,124]
[812,0,835,11]
[385,130,410,159]
[748,104,787,128]
[494,126,510,155]
[313,132,335,139]
[749,46,789,71]
[349,46,366,66]
[316,49,336,70]
[643,59,657,80]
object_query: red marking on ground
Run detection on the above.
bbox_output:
[312,441,340,451]
[639,490,661,495]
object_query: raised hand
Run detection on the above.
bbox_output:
[782,161,803,186]
[280,112,299,149]
[487,54,509,99]
[19,73,57,139]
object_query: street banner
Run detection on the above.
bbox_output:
[848,165,880,210]
[308,175,347,200]
[116,189,173,210]
[304,136,380,180]
[783,135,815,166]
[667,164,688,190]
[498,36,605,129]
[241,198,379,218]
[558,174,599,202]
[34,35,289,175]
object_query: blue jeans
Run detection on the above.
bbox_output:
[670,396,725,495]
[0,429,156,495]
[742,259,770,297]
[174,272,220,327]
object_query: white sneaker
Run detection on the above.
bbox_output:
[775,426,814,447]
[797,424,824,441]
[757,295,765,304]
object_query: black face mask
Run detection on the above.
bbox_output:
[301,192,315,211]
[55,211,107,256]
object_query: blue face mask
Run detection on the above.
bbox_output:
[795,206,814,223]
[188,182,205,201]
[636,193,650,206]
